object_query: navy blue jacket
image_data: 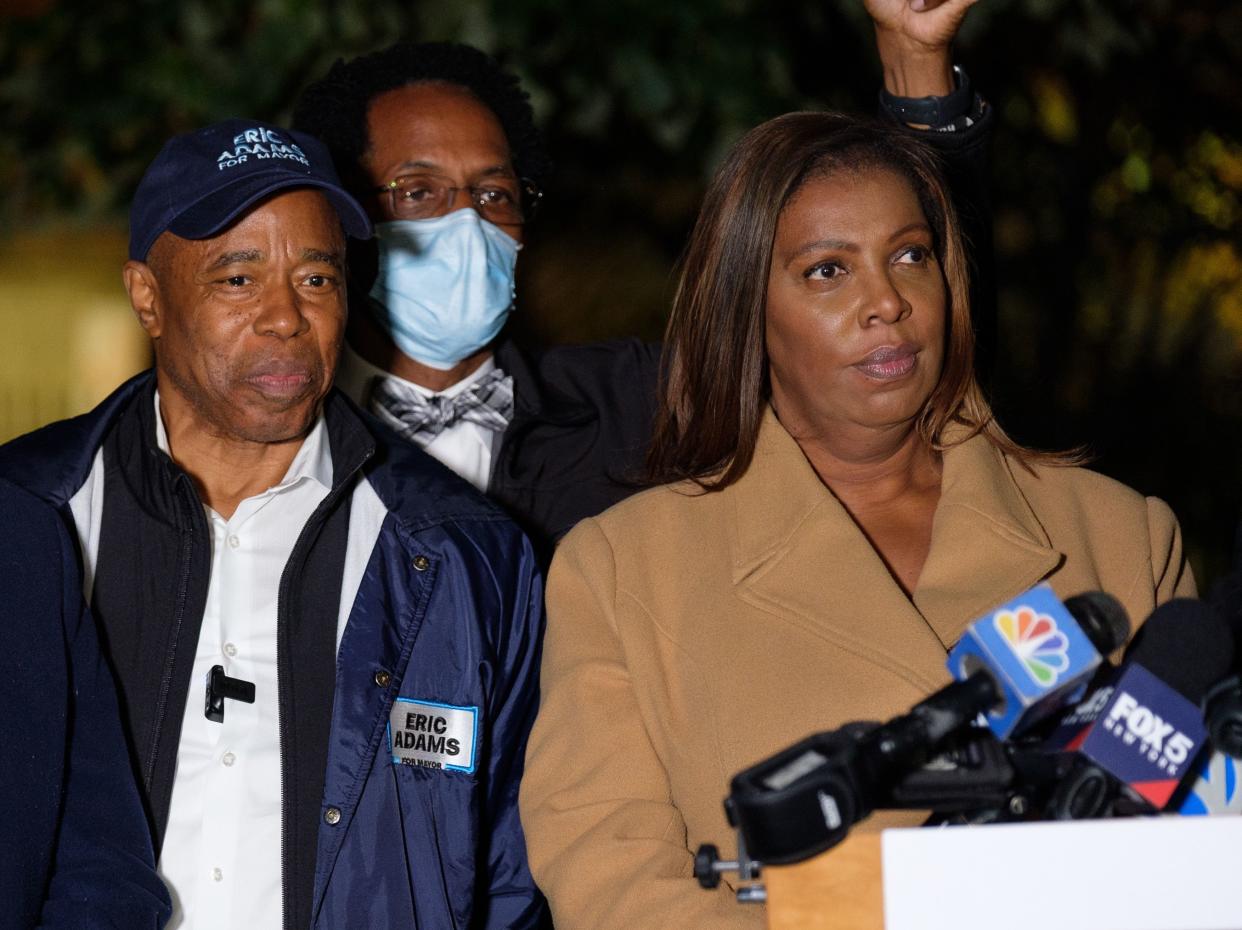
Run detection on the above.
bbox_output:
[0,477,171,929]
[0,375,546,929]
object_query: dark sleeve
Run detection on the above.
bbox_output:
[38,509,172,930]
[478,528,549,930]
[493,338,664,552]
[888,104,998,391]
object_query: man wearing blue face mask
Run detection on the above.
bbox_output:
[293,0,993,561]
[294,45,655,565]
[369,210,521,372]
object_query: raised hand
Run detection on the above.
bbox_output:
[863,0,980,98]
[864,0,979,57]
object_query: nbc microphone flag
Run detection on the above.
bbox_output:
[947,584,1103,740]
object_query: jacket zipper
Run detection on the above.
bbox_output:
[275,561,296,930]
[274,466,368,930]
[142,475,201,798]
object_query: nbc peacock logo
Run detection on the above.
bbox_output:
[993,606,1071,686]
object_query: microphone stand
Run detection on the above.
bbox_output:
[695,701,1135,901]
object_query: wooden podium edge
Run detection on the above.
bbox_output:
[762,832,884,930]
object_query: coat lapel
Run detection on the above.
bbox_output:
[729,411,1063,693]
[729,410,950,693]
[912,428,1063,649]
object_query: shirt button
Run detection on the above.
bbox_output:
[222,751,236,767]
[324,806,342,825]
[373,669,392,688]
[412,555,431,571]
[227,535,240,549]
[224,642,238,658]
[212,867,224,882]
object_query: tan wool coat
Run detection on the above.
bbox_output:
[520,409,1195,929]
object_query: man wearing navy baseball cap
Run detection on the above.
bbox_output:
[127,119,372,262]
[0,119,548,930]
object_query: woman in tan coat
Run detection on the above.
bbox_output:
[519,111,1195,928]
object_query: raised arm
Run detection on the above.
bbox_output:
[865,0,998,389]
[867,0,978,100]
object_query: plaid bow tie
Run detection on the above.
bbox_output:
[369,369,515,445]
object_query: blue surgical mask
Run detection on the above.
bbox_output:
[368,210,521,370]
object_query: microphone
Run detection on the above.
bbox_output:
[1062,591,1131,661]
[1176,572,1242,814]
[722,592,1128,862]
[945,585,1129,740]
[717,590,1129,865]
[205,664,256,723]
[1201,568,1242,758]
[1044,598,1232,811]
[723,673,1005,865]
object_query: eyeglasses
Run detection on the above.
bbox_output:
[373,173,543,226]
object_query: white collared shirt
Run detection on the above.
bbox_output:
[67,389,389,930]
[155,394,333,930]
[336,344,500,492]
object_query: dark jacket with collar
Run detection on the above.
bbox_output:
[0,372,547,930]
[488,337,662,562]
[0,477,171,930]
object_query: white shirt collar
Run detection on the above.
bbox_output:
[153,389,333,495]
[336,343,498,405]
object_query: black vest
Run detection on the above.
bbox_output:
[91,384,374,930]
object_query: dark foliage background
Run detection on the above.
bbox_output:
[2,0,1239,580]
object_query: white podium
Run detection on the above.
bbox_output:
[882,817,1242,930]
[763,817,1242,930]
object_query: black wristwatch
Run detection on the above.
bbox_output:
[879,65,978,130]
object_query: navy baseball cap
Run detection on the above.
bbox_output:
[128,118,372,261]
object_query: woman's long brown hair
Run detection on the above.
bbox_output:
[646,111,1080,490]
